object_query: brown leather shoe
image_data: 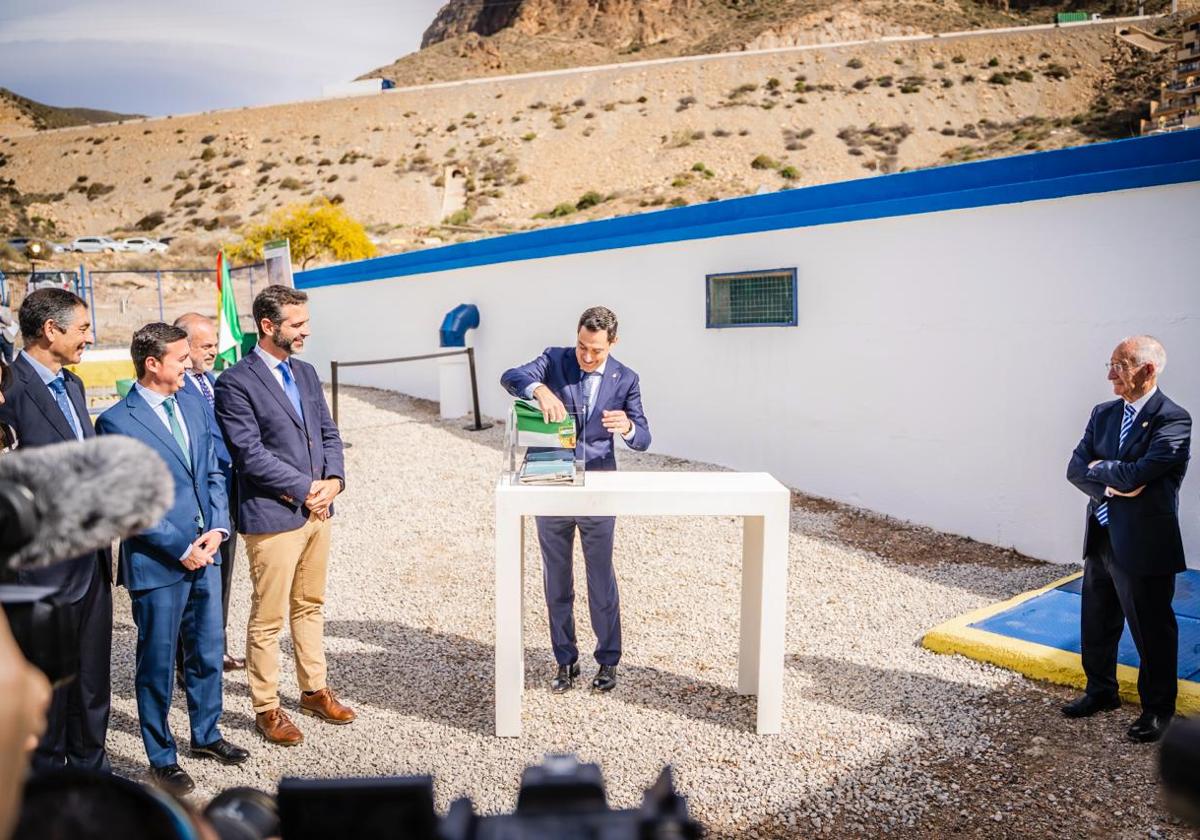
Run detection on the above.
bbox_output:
[223,654,246,671]
[299,687,356,724]
[255,708,304,746]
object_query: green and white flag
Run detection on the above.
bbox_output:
[513,400,576,448]
[215,250,244,370]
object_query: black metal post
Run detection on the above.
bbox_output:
[331,361,339,426]
[464,346,493,431]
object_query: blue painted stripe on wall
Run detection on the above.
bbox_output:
[296,131,1200,290]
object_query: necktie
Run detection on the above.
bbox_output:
[194,372,215,407]
[581,372,600,420]
[164,397,203,531]
[47,376,81,440]
[279,361,305,421]
[162,396,190,461]
[1095,402,1137,526]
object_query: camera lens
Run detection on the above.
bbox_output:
[203,787,279,840]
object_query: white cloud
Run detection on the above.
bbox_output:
[0,0,449,114]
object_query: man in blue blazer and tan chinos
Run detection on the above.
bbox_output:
[96,322,249,796]
[1065,334,1191,744]
[215,284,353,748]
[501,306,651,694]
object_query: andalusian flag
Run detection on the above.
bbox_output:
[214,250,244,370]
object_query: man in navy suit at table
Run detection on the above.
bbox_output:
[501,306,651,694]
[1065,335,1191,744]
[0,287,111,773]
[174,312,244,672]
[96,322,249,795]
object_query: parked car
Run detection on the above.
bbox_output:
[69,236,121,253]
[26,270,80,294]
[6,237,32,251]
[119,237,169,254]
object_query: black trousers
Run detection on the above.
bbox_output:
[1081,527,1178,715]
[31,559,112,773]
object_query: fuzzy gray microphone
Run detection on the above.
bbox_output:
[0,436,173,569]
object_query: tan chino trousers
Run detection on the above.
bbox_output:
[244,512,331,714]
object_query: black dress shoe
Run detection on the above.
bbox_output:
[1127,711,1173,743]
[550,663,581,694]
[191,737,250,765]
[592,664,617,693]
[149,763,195,796]
[1061,693,1121,718]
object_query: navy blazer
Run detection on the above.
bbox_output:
[96,388,230,591]
[182,370,231,472]
[0,353,111,600]
[500,346,650,471]
[1067,389,1191,576]
[213,350,345,535]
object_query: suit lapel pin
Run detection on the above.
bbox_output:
[1141,421,1148,428]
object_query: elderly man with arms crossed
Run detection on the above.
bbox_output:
[1065,335,1191,743]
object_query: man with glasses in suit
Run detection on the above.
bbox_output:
[174,312,245,673]
[1065,335,1191,743]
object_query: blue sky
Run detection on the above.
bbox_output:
[0,0,447,116]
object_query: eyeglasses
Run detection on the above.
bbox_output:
[1105,361,1143,373]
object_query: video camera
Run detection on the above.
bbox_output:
[199,754,701,840]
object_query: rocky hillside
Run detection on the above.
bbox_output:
[0,6,1188,275]
[0,88,139,133]
[366,0,1177,86]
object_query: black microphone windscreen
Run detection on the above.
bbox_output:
[0,436,173,569]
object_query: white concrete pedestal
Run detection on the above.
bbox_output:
[437,354,470,420]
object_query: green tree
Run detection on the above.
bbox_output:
[225,198,376,269]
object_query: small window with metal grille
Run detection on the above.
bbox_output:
[705,268,797,328]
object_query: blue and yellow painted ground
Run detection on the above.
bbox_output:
[924,570,1200,714]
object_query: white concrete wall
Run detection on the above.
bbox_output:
[303,181,1200,566]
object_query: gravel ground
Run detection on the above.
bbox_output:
[104,386,1196,837]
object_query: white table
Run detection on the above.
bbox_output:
[494,471,791,737]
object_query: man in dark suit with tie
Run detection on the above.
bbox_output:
[0,288,111,772]
[214,285,353,747]
[1065,335,1191,743]
[174,312,244,672]
[96,322,249,794]
[500,306,651,694]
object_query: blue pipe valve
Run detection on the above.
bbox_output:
[439,303,480,347]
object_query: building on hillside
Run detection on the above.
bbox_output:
[1144,10,1200,133]
[294,131,1200,569]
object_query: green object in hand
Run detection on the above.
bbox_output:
[514,399,576,448]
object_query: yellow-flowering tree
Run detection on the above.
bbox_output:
[225,198,376,269]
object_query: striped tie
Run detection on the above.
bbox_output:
[1095,402,1137,526]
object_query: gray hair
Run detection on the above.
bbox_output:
[1123,335,1167,374]
[172,312,214,335]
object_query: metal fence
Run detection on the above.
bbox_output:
[1,263,263,347]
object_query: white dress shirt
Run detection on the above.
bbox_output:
[134,382,191,453]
